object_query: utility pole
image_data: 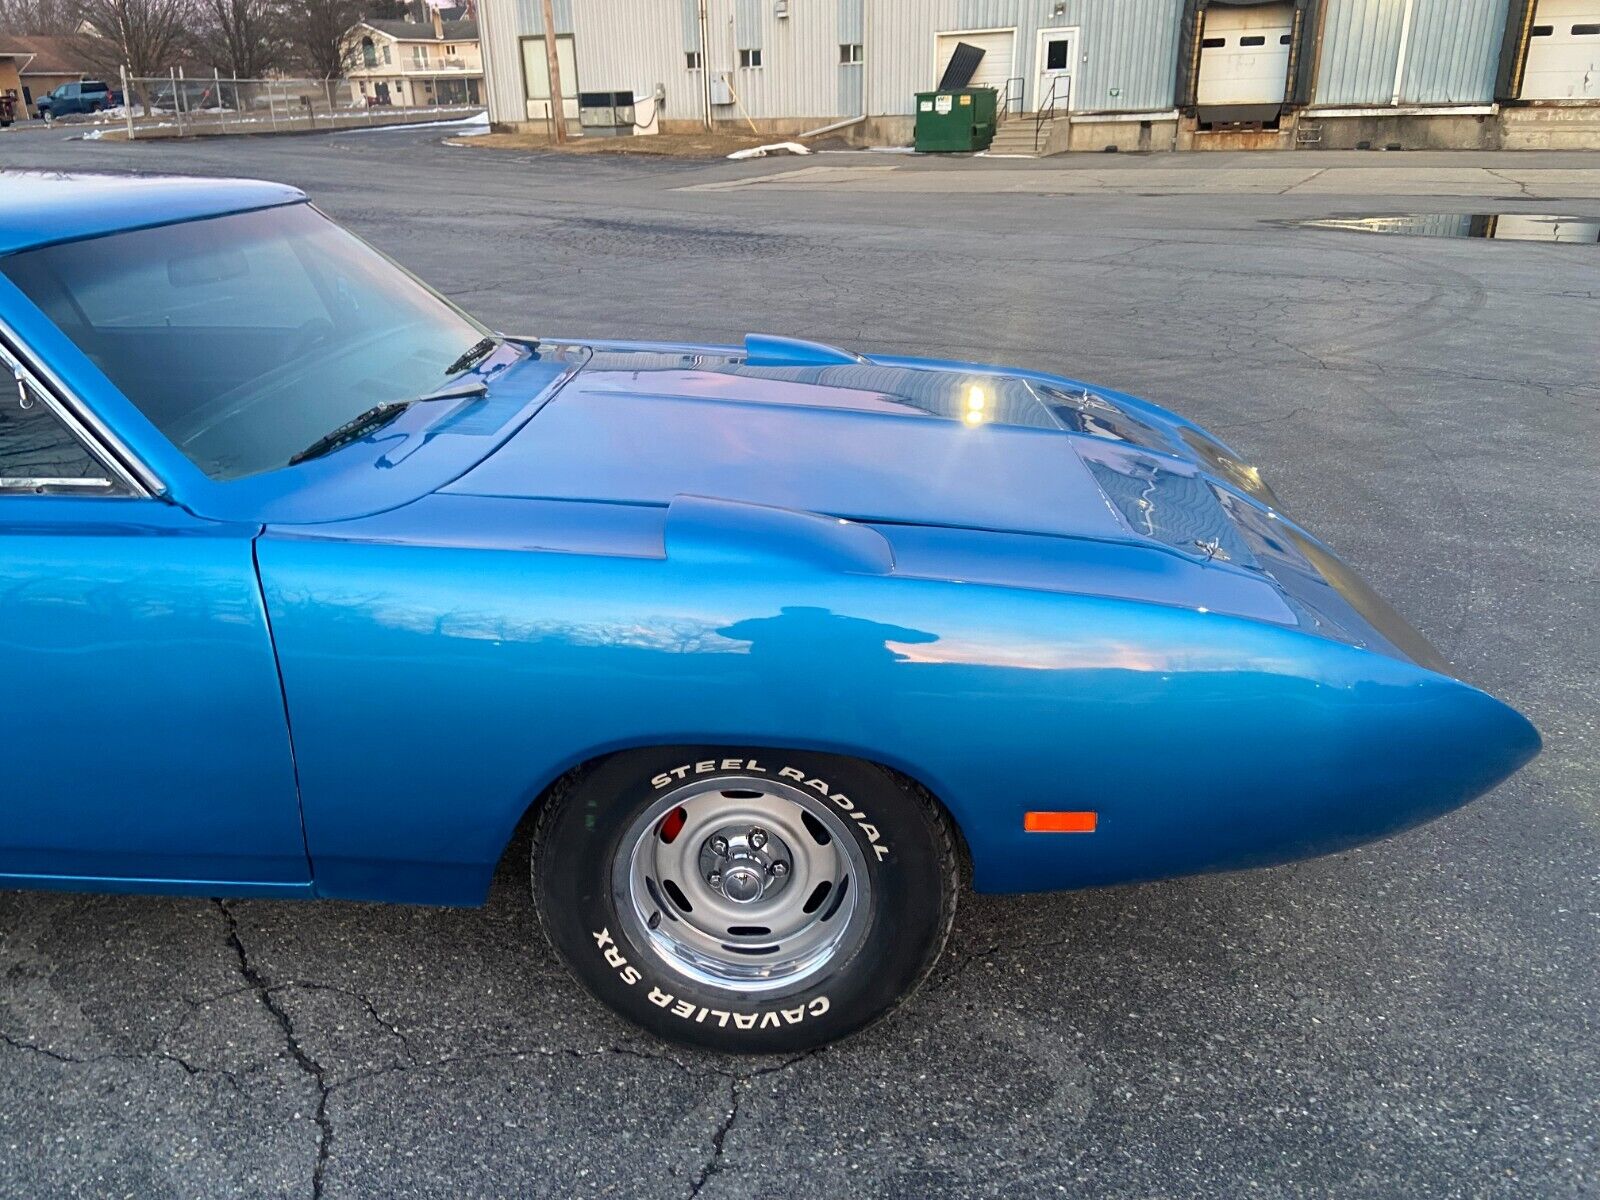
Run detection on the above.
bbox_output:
[539,0,567,144]
[698,0,713,130]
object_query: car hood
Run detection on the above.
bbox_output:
[442,339,1254,548]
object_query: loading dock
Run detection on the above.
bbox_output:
[1521,0,1600,99]
[1195,3,1295,125]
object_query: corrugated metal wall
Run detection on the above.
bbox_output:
[839,0,864,115]
[1314,0,1509,105]
[479,0,1517,127]
[478,0,573,122]
[1400,0,1509,103]
[556,0,851,121]
[866,0,1184,116]
[570,4,696,121]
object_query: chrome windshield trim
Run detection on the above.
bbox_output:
[0,315,159,498]
[0,476,117,491]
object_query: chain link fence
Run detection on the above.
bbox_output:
[105,71,481,139]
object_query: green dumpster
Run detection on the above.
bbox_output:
[913,87,997,152]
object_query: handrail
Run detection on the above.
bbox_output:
[1032,74,1070,152]
[995,75,1024,125]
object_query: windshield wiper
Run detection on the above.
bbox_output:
[289,379,488,466]
[443,336,500,377]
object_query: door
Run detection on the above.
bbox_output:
[1522,0,1600,99]
[1196,3,1294,109]
[935,29,1015,95]
[521,34,578,123]
[1035,27,1078,112]
[0,367,309,891]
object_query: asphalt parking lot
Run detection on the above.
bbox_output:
[1,125,1597,1199]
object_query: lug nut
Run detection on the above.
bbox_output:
[769,861,789,877]
[708,872,722,888]
[748,828,768,850]
[709,836,729,856]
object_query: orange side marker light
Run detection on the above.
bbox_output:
[1024,811,1098,834]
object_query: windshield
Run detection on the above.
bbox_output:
[1,202,491,479]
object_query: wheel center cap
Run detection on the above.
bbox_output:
[719,862,765,904]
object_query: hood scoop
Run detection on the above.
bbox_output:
[742,333,867,368]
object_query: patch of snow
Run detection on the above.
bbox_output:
[331,110,488,136]
[726,141,812,160]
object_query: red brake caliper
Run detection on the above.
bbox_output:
[658,806,688,844]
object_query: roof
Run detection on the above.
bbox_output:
[0,171,306,256]
[0,35,90,75]
[359,17,478,41]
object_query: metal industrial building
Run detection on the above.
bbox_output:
[477,0,1600,150]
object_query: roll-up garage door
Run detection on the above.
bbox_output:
[1196,3,1294,122]
[935,30,1016,95]
[1522,0,1600,99]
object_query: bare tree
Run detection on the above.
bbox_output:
[197,0,282,77]
[282,0,359,78]
[0,0,80,35]
[74,0,197,80]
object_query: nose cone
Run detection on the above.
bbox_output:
[1382,677,1541,838]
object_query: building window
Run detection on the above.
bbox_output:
[686,50,703,70]
[361,36,377,67]
[739,47,761,69]
[839,43,862,64]
[1201,36,1225,48]
[1573,23,1600,34]
[445,44,455,53]
[1239,35,1265,47]
[1530,24,1553,35]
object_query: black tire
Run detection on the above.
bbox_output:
[532,747,959,1053]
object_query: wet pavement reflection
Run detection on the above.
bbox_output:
[1297,213,1600,242]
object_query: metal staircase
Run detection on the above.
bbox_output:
[984,76,1070,157]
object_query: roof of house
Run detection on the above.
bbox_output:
[0,34,90,75]
[360,18,478,42]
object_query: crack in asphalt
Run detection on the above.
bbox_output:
[216,899,335,1200]
[0,1027,246,1091]
[686,1075,739,1198]
[682,1050,823,1197]
[934,934,1077,994]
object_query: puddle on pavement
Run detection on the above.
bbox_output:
[1298,214,1600,243]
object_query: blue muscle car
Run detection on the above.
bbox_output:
[0,171,1539,1051]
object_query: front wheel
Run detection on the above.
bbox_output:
[532,748,958,1053]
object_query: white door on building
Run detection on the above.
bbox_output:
[1196,3,1294,108]
[935,29,1017,99]
[521,34,578,123]
[1522,0,1600,99]
[1035,27,1079,112]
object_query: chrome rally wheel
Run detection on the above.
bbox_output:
[532,748,959,1053]
[615,777,873,995]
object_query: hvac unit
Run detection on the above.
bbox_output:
[578,90,636,137]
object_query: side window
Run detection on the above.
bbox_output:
[0,376,121,494]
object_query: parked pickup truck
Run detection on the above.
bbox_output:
[35,79,119,119]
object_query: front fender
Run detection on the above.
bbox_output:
[256,522,1536,905]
